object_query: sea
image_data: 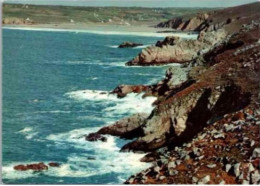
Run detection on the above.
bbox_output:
[2,27,196,184]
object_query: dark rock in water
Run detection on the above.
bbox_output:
[98,113,148,139]
[48,162,60,167]
[87,157,96,160]
[118,42,143,48]
[111,84,149,98]
[14,162,48,171]
[85,133,107,142]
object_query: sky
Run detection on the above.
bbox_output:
[2,0,259,8]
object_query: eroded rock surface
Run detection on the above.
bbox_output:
[126,29,227,66]
[97,113,149,139]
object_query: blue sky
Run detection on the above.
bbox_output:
[3,0,258,7]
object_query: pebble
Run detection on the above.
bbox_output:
[249,163,255,172]
[225,164,232,172]
[159,176,166,180]
[252,148,260,158]
[154,166,160,173]
[176,160,181,165]
[219,180,225,184]
[169,170,178,176]
[198,175,210,184]
[234,163,241,177]
[198,155,205,160]
[251,171,260,184]
[168,161,176,169]
[242,180,249,184]
[192,176,198,183]
[207,164,217,168]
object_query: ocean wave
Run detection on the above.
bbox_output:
[2,163,40,180]
[17,127,38,140]
[65,90,157,117]
[3,27,198,39]
[45,127,150,180]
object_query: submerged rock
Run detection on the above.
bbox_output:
[85,133,107,142]
[14,162,48,171]
[48,162,60,167]
[118,42,143,48]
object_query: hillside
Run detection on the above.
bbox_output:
[2,3,214,26]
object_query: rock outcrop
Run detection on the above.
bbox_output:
[126,108,260,184]
[156,2,260,33]
[118,42,143,48]
[14,162,49,171]
[122,21,260,152]
[126,29,227,66]
[111,84,149,98]
[156,13,209,31]
[85,133,107,142]
[97,113,149,139]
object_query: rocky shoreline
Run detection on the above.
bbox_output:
[11,2,260,184]
[89,2,260,184]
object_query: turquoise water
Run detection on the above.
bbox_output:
[2,28,172,184]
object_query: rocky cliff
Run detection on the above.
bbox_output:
[88,3,260,184]
[127,2,260,66]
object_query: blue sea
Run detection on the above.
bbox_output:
[2,28,188,184]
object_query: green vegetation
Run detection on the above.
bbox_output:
[3,3,214,25]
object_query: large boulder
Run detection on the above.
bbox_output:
[85,133,107,142]
[97,113,149,139]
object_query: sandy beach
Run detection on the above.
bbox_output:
[3,23,198,39]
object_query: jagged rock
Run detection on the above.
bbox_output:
[98,113,148,139]
[111,84,149,98]
[155,36,181,47]
[14,162,48,171]
[156,17,183,29]
[126,29,227,66]
[118,42,143,48]
[85,133,107,142]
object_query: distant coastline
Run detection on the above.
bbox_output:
[3,24,199,39]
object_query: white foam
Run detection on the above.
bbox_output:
[17,127,38,140]
[3,27,198,39]
[17,127,33,133]
[2,163,39,180]
[65,90,156,117]
[65,90,117,101]
[45,127,151,180]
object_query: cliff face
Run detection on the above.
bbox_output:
[127,2,260,66]
[92,19,260,184]
[126,29,227,66]
[88,3,260,184]
[156,2,260,33]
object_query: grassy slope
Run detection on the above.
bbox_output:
[2,3,214,25]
